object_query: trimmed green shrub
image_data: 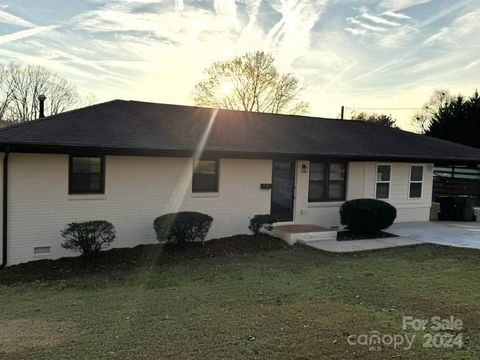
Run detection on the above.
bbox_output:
[248,214,277,235]
[153,212,213,245]
[61,220,116,256]
[340,199,397,234]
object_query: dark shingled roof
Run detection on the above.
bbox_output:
[0,99,479,163]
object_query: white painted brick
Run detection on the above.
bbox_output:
[0,154,434,266]
[1,154,272,265]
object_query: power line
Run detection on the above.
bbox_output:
[344,106,423,111]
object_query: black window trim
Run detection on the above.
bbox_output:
[308,161,347,203]
[68,155,106,195]
[192,158,220,193]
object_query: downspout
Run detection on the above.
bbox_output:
[0,148,9,269]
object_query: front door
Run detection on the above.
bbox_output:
[271,161,295,222]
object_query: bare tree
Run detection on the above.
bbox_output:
[351,111,397,128]
[192,51,309,115]
[0,63,79,123]
[411,89,452,133]
[0,65,15,122]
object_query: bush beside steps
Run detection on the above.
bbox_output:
[340,199,397,236]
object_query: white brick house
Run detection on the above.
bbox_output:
[1,100,479,266]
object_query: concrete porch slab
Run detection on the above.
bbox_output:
[269,224,337,245]
[298,237,424,253]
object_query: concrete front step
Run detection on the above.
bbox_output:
[269,224,337,245]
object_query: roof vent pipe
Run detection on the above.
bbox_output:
[38,95,46,118]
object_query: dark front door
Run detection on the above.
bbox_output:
[271,161,295,222]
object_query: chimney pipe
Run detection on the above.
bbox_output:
[38,94,46,118]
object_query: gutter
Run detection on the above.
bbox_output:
[0,148,9,269]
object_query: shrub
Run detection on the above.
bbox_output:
[248,214,277,235]
[340,199,397,234]
[60,220,116,256]
[153,212,213,245]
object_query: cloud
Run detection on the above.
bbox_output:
[344,27,367,36]
[0,9,35,27]
[345,7,411,38]
[380,0,431,12]
[424,10,480,46]
[360,12,400,26]
[266,0,329,67]
[347,17,388,32]
[213,0,240,30]
[174,0,184,12]
[382,11,411,20]
[0,25,58,45]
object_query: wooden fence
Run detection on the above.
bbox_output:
[433,166,480,205]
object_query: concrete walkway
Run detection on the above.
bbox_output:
[298,236,423,253]
[389,221,480,249]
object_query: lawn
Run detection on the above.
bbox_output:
[0,239,479,359]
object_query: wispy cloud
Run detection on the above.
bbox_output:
[347,17,388,32]
[0,9,34,27]
[0,0,479,131]
[345,7,409,38]
[0,25,58,45]
[380,0,431,12]
[360,12,400,26]
[424,10,480,46]
[266,0,328,67]
[382,11,410,20]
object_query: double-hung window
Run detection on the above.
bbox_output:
[69,156,105,194]
[409,165,424,198]
[376,165,391,199]
[308,162,346,202]
[192,160,219,193]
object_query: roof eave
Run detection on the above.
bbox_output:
[0,143,479,165]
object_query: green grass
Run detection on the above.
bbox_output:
[1,245,479,359]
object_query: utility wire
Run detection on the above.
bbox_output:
[344,106,423,111]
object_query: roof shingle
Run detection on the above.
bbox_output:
[0,99,479,163]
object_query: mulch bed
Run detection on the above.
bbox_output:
[337,231,398,241]
[0,235,287,285]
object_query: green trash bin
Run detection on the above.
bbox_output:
[455,196,475,221]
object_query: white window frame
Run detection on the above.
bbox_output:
[375,164,391,200]
[408,164,424,199]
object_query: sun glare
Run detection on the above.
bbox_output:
[220,81,234,94]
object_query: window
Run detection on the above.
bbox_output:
[192,160,219,192]
[308,162,346,202]
[69,156,105,194]
[409,165,423,198]
[376,165,391,199]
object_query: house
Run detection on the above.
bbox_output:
[1,99,480,266]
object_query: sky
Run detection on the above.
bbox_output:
[0,0,479,130]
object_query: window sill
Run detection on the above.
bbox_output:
[68,194,107,201]
[191,192,220,198]
[307,201,344,208]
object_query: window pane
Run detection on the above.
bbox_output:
[70,157,104,194]
[328,181,345,201]
[377,165,391,182]
[70,174,102,193]
[72,157,101,173]
[309,162,325,181]
[411,166,423,181]
[308,181,325,201]
[409,183,422,198]
[329,163,345,181]
[376,183,390,199]
[193,160,218,192]
[195,160,217,175]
